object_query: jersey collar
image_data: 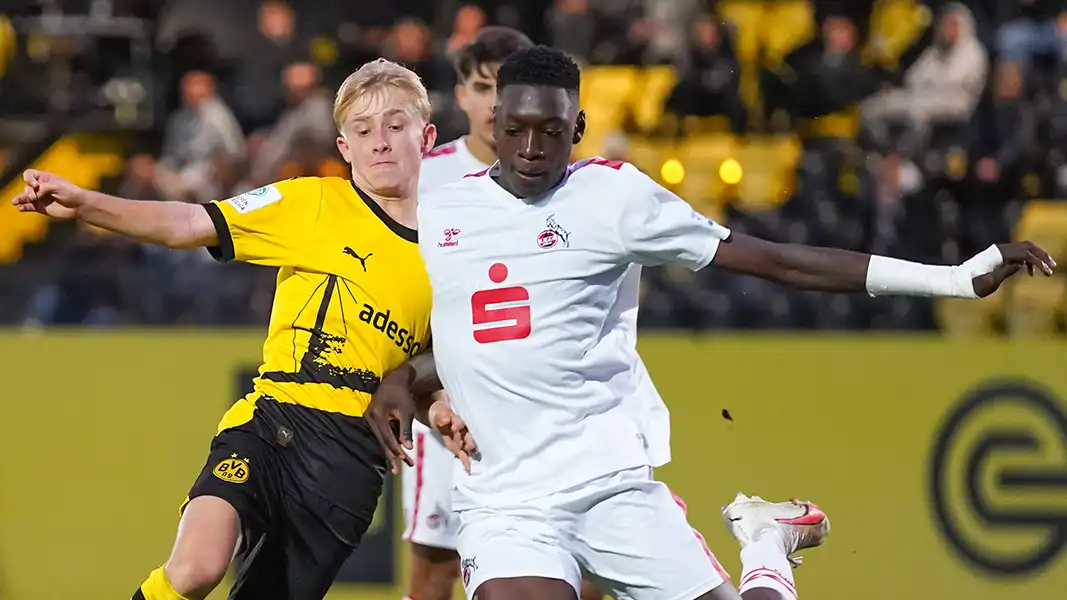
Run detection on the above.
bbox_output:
[349,180,418,244]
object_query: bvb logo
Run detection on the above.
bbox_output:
[213,454,250,484]
[930,379,1067,575]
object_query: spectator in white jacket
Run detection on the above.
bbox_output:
[863,3,988,154]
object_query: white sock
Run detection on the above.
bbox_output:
[737,529,797,600]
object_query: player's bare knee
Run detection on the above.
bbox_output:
[163,557,228,599]
[410,544,460,600]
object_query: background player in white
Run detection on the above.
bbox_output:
[371,46,1055,600]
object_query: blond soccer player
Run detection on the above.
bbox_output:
[13,59,438,600]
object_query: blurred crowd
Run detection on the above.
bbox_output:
[1,0,1066,333]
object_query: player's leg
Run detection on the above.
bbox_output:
[403,424,462,600]
[712,494,831,600]
[133,496,241,600]
[569,467,733,600]
[409,544,460,600]
[579,578,605,600]
[133,428,274,600]
[455,505,582,600]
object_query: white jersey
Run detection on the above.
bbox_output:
[419,136,490,194]
[603,264,672,466]
[418,158,731,509]
[420,140,672,467]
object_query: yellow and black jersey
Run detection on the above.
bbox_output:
[203,177,432,433]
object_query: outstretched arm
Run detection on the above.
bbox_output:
[13,169,217,249]
[710,234,1055,299]
[615,164,1056,299]
[77,191,217,249]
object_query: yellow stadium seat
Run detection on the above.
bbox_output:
[577,66,641,157]
[681,115,733,135]
[732,135,800,211]
[0,134,122,262]
[1006,200,1067,335]
[935,296,1002,337]
[0,14,13,78]
[799,106,861,139]
[1014,201,1067,261]
[629,66,677,133]
[761,0,816,67]
[864,0,931,69]
[717,0,764,63]
[677,133,740,215]
[1006,276,1066,337]
[626,137,674,181]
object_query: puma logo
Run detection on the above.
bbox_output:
[343,246,372,271]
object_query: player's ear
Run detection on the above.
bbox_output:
[454,82,468,111]
[336,134,352,165]
[573,110,586,145]
[422,123,438,155]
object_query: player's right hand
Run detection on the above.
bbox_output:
[428,397,477,473]
[365,380,417,475]
[971,241,1056,298]
[11,169,85,220]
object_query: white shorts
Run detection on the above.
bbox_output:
[455,466,730,600]
[401,420,459,550]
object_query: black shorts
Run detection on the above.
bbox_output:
[186,396,386,600]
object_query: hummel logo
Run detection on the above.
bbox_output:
[343,246,372,271]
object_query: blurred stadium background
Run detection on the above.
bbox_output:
[0,1,1065,599]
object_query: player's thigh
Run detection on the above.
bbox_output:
[410,543,460,600]
[403,424,460,550]
[478,577,580,600]
[166,496,242,593]
[456,506,582,600]
[170,428,278,590]
[228,494,369,600]
[572,470,729,600]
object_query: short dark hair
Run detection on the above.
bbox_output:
[452,27,534,81]
[496,45,580,95]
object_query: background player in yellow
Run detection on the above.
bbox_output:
[12,59,437,600]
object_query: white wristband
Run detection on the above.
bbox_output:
[865,245,1003,299]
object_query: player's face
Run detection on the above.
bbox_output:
[455,65,499,150]
[336,88,436,198]
[494,84,585,198]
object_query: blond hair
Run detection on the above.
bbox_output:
[333,58,432,131]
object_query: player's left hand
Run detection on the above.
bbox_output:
[365,380,416,475]
[429,398,477,473]
[971,241,1056,298]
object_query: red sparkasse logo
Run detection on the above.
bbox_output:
[470,263,531,344]
[439,228,461,248]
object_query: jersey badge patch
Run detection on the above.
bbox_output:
[212,454,250,483]
[224,184,283,214]
[537,214,570,249]
[461,557,478,587]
